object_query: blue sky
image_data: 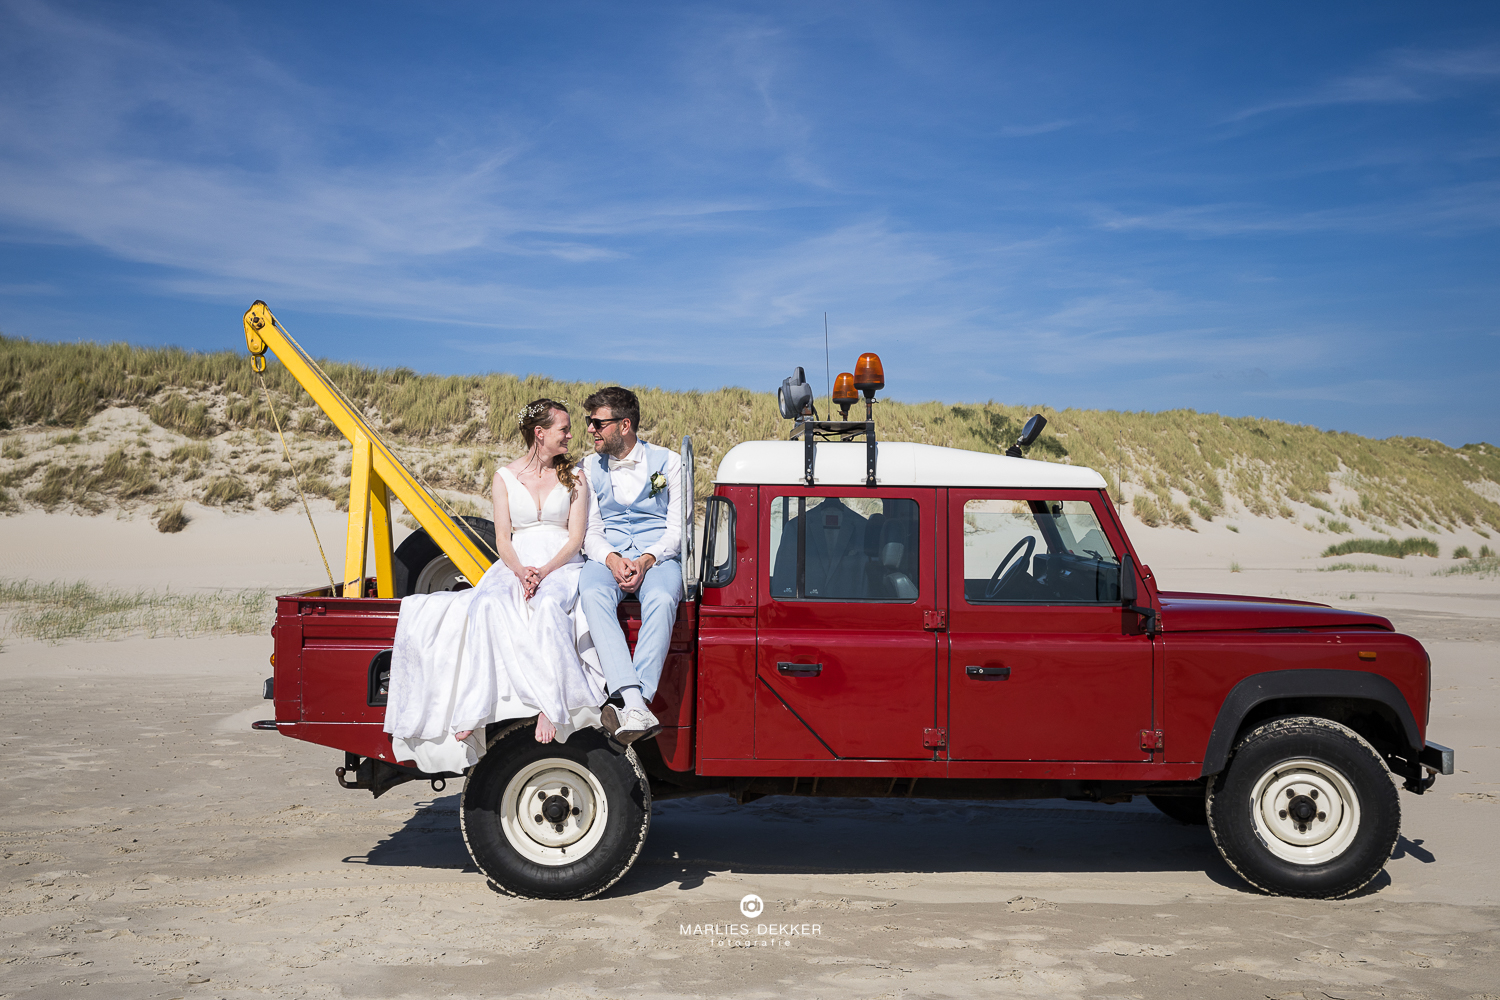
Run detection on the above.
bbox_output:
[2,2,1498,444]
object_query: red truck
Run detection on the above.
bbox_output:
[255,360,1452,903]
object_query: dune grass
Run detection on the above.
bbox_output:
[200,475,251,506]
[0,578,272,643]
[1317,562,1390,573]
[1321,536,1440,559]
[1437,556,1500,579]
[155,501,189,533]
[4,333,1500,533]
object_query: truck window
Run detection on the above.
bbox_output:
[963,498,1120,604]
[769,496,920,602]
[701,495,737,587]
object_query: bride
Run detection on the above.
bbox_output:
[383,398,605,773]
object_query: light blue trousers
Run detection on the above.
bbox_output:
[578,556,682,703]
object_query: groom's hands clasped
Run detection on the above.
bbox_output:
[606,552,656,594]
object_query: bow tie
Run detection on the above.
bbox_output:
[608,456,639,471]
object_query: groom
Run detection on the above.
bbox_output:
[578,386,683,746]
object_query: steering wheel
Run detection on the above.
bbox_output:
[984,536,1036,600]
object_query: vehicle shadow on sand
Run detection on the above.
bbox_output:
[345,793,478,873]
[617,794,1246,895]
[347,791,1258,894]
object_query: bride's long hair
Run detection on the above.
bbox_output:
[518,398,577,492]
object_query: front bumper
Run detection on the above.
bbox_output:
[1420,740,1455,775]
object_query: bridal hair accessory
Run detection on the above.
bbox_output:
[517,400,563,425]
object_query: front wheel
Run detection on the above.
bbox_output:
[1208,716,1399,899]
[461,722,650,899]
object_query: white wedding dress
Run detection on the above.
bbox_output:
[383,468,605,773]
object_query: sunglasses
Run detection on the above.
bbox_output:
[586,417,624,431]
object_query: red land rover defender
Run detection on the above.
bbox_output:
[257,368,1453,901]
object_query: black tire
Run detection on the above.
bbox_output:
[393,516,496,597]
[1148,792,1208,825]
[461,721,650,900]
[1207,715,1399,899]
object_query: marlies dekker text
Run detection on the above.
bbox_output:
[680,923,822,940]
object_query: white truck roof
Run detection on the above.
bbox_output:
[713,440,1107,489]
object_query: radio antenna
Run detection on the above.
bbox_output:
[823,312,831,418]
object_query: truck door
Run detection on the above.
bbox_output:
[755,488,937,760]
[946,490,1152,762]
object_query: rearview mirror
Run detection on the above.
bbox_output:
[1120,553,1138,604]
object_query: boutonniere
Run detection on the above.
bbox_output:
[648,471,668,498]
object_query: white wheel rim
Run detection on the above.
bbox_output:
[499,758,608,867]
[414,555,470,593]
[1248,757,1361,865]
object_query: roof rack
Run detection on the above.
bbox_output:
[791,419,877,488]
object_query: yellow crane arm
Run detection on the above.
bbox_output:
[243,300,492,597]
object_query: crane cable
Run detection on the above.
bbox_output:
[253,315,503,567]
[254,369,337,592]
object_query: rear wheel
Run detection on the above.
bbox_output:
[1207,716,1399,898]
[393,516,495,596]
[461,722,650,899]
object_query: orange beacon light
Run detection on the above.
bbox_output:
[853,352,884,396]
[832,371,858,418]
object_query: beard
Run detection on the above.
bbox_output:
[595,431,630,458]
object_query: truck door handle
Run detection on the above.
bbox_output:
[966,665,1010,680]
[777,662,823,677]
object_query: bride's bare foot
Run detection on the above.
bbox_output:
[454,730,473,742]
[534,714,557,743]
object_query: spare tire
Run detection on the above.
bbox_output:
[393,515,496,597]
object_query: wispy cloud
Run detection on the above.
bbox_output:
[1090,181,1500,238]
[1227,44,1500,122]
[998,120,1075,138]
[0,3,1497,443]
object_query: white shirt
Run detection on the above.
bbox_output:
[583,440,683,565]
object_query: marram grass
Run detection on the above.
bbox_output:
[1320,536,1441,559]
[3,334,1500,533]
[0,578,273,643]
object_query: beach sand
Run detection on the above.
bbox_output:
[2,505,1497,998]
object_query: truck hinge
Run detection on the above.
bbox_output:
[1139,729,1164,751]
[923,610,947,631]
[923,727,947,749]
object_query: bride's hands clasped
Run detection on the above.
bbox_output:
[521,565,544,598]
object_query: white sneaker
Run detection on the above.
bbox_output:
[612,707,661,746]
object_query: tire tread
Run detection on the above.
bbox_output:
[1207,715,1399,899]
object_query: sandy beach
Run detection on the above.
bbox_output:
[2,504,1498,999]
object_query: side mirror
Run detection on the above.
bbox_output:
[1005,413,1048,458]
[1120,553,1138,604]
[778,367,812,419]
[1018,414,1047,447]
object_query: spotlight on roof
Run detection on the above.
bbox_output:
[777,367,813,420]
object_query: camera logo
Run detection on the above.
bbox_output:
[739,894,764,918]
